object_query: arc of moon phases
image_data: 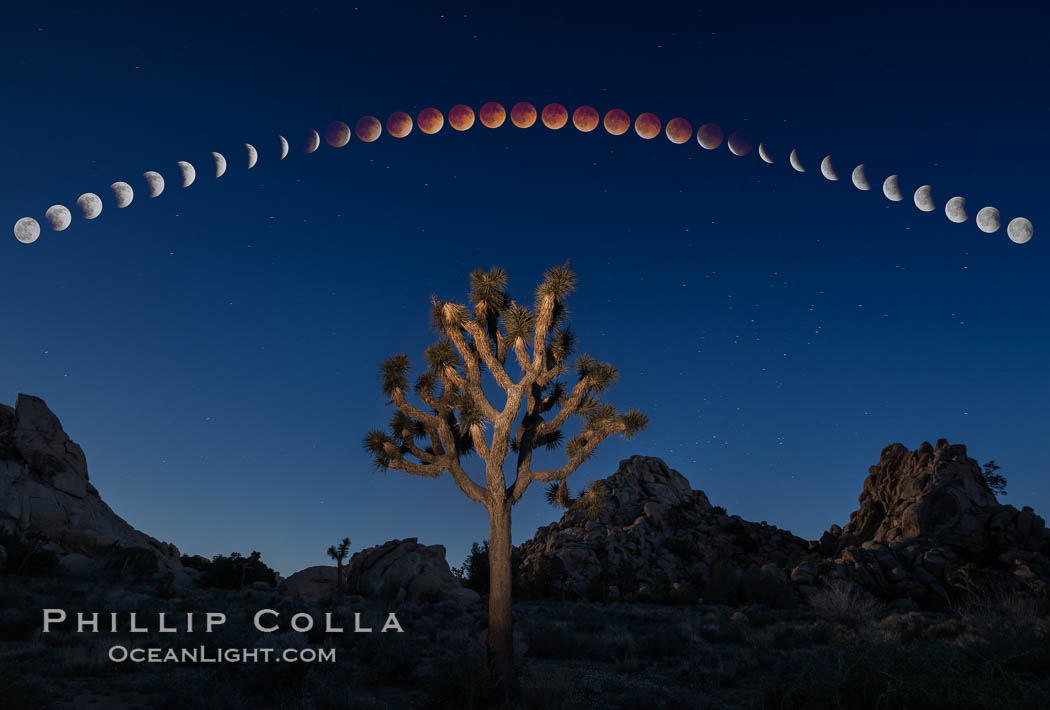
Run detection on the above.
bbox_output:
[944,196,968,223]
[325,121,351,148]
[727,131,751,156]
[448,104,475,131]
[303,129,321,153]
[820,155,838,180]
[603,108,630,135]
[111,181,134,207]
[77,193,102,219]
[418,107,444,134]
[976,206,1000,233]
[851,164,871,190]
[510,102,537,128]
[758,143,774,164]
[634,112,661,139]
[247,143,259,168]
[277,136,288,160]
[883,175,903,201]
[387,111,413,138]
[479,102,505,128]
[212,152,227,178]
[1007,217,1033,244]
[355,116,382,142]
[45,205,71,231]
[789,149,805,172]
[697,123,723,150]
[572,105,599,132]
[177,161,196,188]
[541,103,568,130]
[665,117,692,145]
[14,217,40,244]
[144,171,164,198]
[913,185,935,212]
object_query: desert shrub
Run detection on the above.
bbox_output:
[420,645,497,710]
[524,622,610,661]
[520,554,566,600]
[199,551,276,590]
[0,667,51,710]
[703,566,797,609]
[0,532,59,577]
[519,672,574,710]
[807,578,882,627]
[452,540,524,597]
[634,623,690,658]
[711,505,727,516]
[101,544,158,580]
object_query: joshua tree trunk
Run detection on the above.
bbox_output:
[487,499,517,703]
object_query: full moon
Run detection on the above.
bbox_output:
[325,121,351,147]
[277,136,288,160]
[480,102,505,128]
[665,117,692,144]
[77,193,102,219]
[572,105,599,132]
[448,104,475,131]
[247,143,259,168]
[355,116,382,142]
[45,205,71,231]
[883,175,903,201]
[913,185,935,212]
[634,112,661,139]
[144,171,164,198]
[541,103,568,129]
[697,123,723,150]
[212,151,227,178]
[789,149,805,172]
[1007,217,1033,244]
[13,217,40,244]
[944,196,968,223]
[976,206,1000,233]
[387,111,413,138]
[603,109,630,135]
[758,143,774,163]
[851,164,870,190]
[727,131,751,156]
[510,102,537,128]
[820,155,838,180]
[177,161,195,188]
[418,107,444,134]
[111,181,134,208]
[303,129,321,153]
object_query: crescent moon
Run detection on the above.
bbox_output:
[212,152,227,178]
[758,143,774,164]
[144,171,164,198]
[944,196,968,223]
[820,155,839,181]
[247,143,259,168]
[851,164,871,190]
[976,206,1000,234]
[177,161,196,188]
[1007,217,1033,244]
[727,131,751,156]
[913,185,935,212]
[789,149,805,172]
[303,129,321,154]
[45,205,71,231]
[14,217,41,244]
[76,193,102,219]
[111,181,134,208]
[883,175,903,201]
[277,136,288,160]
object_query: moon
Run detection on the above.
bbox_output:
[1007,217,1033,244]
[541,103,568,129]
[325,121,351,147]
[177,161,195,188]
[111,181,134,207]
[418,107,444,134]
[945,196,968,223]
[303,129,321,153]
[851,164,870,190]
[277,136,288,160]
[387,111,413,138]
[603,109,630,135]
[448,104,475,131]
[572,105,599,132]
[14,217,40,244]
[247,143,259,168]
[665,117,692,144]
[45,205,71,231]
[727,131,751,156]
[697,123,723,150]
[355,116,382,142]
[789,149,805,172]
[144,172,164,198]
[758,143,774,163]
[820,155,838,180]
[212,152,227,178]
[480,102,505,128]
[913,185,935,212]
[77,193,102,219]
[883,175,903,201]
[510,102,537,128]
[634,112,661,139]
[976,206,1000,233]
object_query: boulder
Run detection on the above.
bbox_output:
[345,538,480,605]
[282,565,339,601]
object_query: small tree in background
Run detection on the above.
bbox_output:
[326,537,351,592]
[981,460,1007,497]
[363,264,647,704]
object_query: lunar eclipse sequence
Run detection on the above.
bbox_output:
[12,101,1035,246]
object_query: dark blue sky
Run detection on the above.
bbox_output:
[3,2,1047,575]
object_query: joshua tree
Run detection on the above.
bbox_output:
[363,264,647,704]
[981,460,1007,497]
[326,537,351,591]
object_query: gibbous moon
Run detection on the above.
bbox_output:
[177,161,196,188]
[758,143,774,164]
[45,204,71,231]
[247,143,259,168]
[572,105,599,132]
[1007,217,1033,244]
[820,155,838,180]
[851,164,870,190]
[976,206,1000,233]
[944,196,968,223]
[212,151,227,178]
[277,136,288,160]
[144,171,164,198]
[727,131,751,156]
[479,102,505,128]
[448,104,475,131]
[789,149,805,172]
[14,217,40,244]
[111,181,134,207]
[883,175,903,201]
[665,117,692,144]
[355,116,382,142]
[697,123,723,150]
[418,107,444,134]
[77,193,102,219]
[603,109,630,135]
[325,121,351,147]
[510,102,537,128]
[541,103,568,129]
[913,185,935,212]
[303,129,321,153]
[634,112,661,139]
[387,111,413,138]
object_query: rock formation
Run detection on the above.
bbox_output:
[282,565,341,600]
[345,538,480,605]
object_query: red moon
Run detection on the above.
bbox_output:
[541,103,568,129]
[603,109,630,135]
[449,104,475,131]
[634,112,661,139]
[387,111,413,138]
[417,107,444,134]
[510,102,537,128]
[665,117,692,145]
[480,102,506,128]
[572,105,599,132]
[727,130,752,156]
[355,116,382,143]
[325,121,350,148]
[697,123,723,150]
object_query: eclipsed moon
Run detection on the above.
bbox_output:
[944,196,968,223]
[448,104,475,131]
[387,111,413,138]
[277,136,288,160]
[111,181,134,207]
[665,117,692,144]
[45,205,71,231]
[418,108,444,134]
[177,161,195,188]
[212,151,227,178]
[1007,217,1033,244]
[510,102,537,128]
[355,116,382,142]
[541,103,568,129]
[697,123,723,150]
[820,155,838,180]
[603,109,630,135]
[144,172,164,198]
[77,193,102,219]
[572,105,599,132]
[303,129,321,153]
[247,143,259,168]
[913,185,935,212]
[727,131,751,156]
[325,121,351,147]
[758,143,774,164]
[480,102,505,128]
[851,164,870,190]
[789,149,805,172]
[976,206,1000,233]
[883,175,903,201]
[634,112,661,139]
[13,217,40,244]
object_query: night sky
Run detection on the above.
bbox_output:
[2,3,1047,576]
